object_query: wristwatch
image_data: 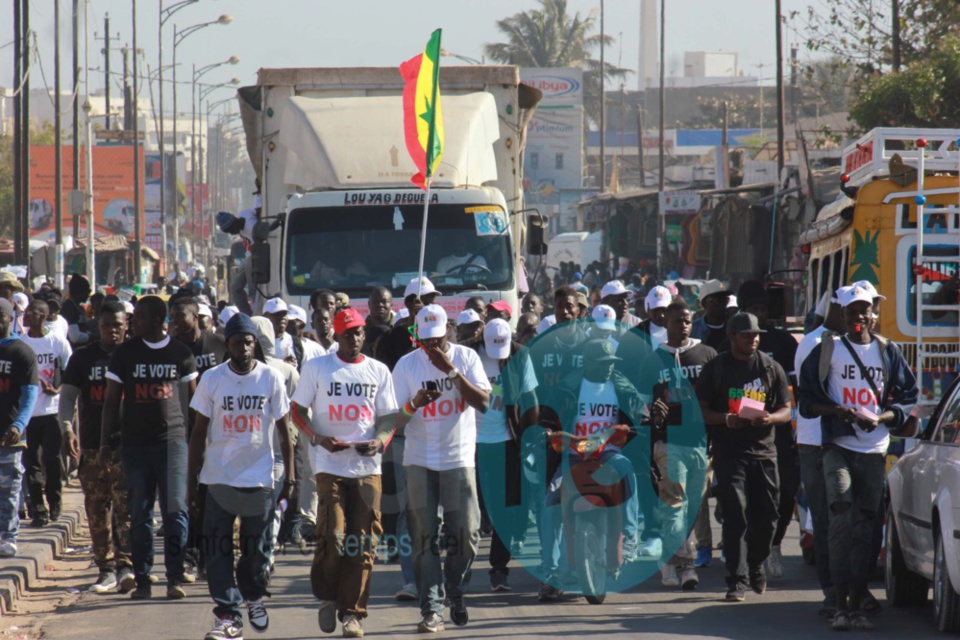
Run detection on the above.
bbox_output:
[446,368,460,380]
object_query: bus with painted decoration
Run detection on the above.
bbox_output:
[800,128,960,417]
[236,66,541,320]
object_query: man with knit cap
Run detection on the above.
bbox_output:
[188,312,294,640]
[291,309,400,638]
[392,304,490,634]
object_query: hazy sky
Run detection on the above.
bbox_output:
[3,0,814,105]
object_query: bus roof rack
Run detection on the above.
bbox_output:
[841,128,960,188]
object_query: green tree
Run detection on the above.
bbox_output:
[851,35,960,129]
[484,0,630,127]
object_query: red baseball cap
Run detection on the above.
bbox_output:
[333,308,365,335]
[488,300,513,317]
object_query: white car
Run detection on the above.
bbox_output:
[886,379,960,632]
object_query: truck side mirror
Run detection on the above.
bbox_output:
[766,282,786,321]
[250,242,271,285]
[527,215,546,255]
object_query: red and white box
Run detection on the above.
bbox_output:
[737,397,767,421]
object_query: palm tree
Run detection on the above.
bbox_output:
[485,0,630,127]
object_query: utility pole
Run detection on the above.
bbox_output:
[71,0,79,237]
[775,0,786,176]
[599,0,606,191]
[55,0,64,288]
[636,105,645,187]
[657,0,666,279]
[892,0,901,71]
[721,101,730,189]
[21,0,31,269]
[13,0,22,265]
[122,46,132,130]
[790,46,799,126]
[132,0,142,282]
[103,14,111,130]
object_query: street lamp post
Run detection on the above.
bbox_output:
[170,13,232,267]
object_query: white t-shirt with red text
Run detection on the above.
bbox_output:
[392,345,491,471]
[292,353,397,478]
[20,330,72,417]
[828,339,888,454]
[190,360,290,487]
[573,379,620,438]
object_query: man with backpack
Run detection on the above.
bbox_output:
[798,283,918,631]
[695,312,792,603]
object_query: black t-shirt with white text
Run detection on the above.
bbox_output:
[176,332,226,379]
[696,351,791,459]
[62,342,113,447]
[642,342,717,446]
[107,336,198,446]
[0,339,38,430]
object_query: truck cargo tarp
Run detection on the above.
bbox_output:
[277,93,499,191]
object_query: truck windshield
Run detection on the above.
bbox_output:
[285,204,513,296]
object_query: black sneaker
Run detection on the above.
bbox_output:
[90,571,118,594]
[118,567,136,593]
[130,584,152,600]
[749,569,767,595]
[166,580,186,600]
[725,584,746,602]
[490,572,510,592]
[450,599,468,626]
[417,612,444,633]
[49,504,62,522]
[862,591,881,614]
[205,615,243,640]
[31,513,49,528]
[538,579,563,602]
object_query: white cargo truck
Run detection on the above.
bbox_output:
[237,66,541,317]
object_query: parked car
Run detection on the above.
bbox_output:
[886,378,960,632]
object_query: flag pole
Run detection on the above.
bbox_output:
[417,178,432,298]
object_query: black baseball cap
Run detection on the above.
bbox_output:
[726,312,766,335]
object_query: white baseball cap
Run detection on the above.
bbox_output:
[645,285,672,311]
[591,304,617,330]
[484,318,513,360]
[219,304,240,327]
[536,314,557,334]
[457,309,482,326]
[837,283,875,308]
[197,304,213,319]
[699,279,733,301]
[12,292,28,311]
[288,304,308,325]
[831,285,853,304]
[122,301,135,314]
[416,304,448,339]
[404,276,439,299]
[394,307,410,325]
[852,280,886,301]
[600,280,629,299]
[726,295,739,309]
[262,297,288,315]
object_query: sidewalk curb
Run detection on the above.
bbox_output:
[0,482,87,616]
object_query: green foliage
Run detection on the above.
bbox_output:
[851,35,960,129]
[484,0,630,128]
[850,228,880,284]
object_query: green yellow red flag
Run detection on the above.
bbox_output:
[400,29,444,190]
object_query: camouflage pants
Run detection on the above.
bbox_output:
[0,450,23,541]
[78,449,132,571]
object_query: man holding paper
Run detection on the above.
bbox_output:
[798,283,917,631]
[695,312,792,603]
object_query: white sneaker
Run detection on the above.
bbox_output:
[90,571,118,594]
[0,540,17,557]
[639,537,662,558]
[205,615,243,640]
[342,614,364,638]
[660,564,680,587]
[768,545,783,578]
[680,567,699,591]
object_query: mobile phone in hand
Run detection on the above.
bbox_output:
[426,381,439,393]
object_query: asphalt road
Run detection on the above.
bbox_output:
[39,508,946,640]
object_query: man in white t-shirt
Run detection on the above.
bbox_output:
[392,304,491,634]
[793,285,846,616]
[798,283,918,630]
[188,313,294,640]
[263,297,295,364]
[476,319,538,593]
[290,309,401,639]
[20,299,72,526]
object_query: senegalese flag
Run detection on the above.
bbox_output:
[400,29,444,190]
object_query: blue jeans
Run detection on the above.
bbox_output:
[405,465,480,617]
[0,450,23,541]
[204,486,273,620]
[541,450,639,575]
[392,438,414,585]
[122,439,189,587]
[799,444,833,597]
